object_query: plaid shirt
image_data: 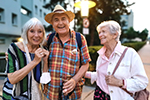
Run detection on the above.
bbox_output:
[45,30,91,100]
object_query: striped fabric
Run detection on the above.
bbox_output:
[45,31,91,100]
[2,43,42,100]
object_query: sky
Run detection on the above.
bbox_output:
[128,0,150,37]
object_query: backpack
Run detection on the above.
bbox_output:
[47,32,82,50]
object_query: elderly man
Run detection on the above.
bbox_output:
[44,5,91,100]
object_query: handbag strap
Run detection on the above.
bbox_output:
[112,47,128,75]
[22,41,31,62]
[111,47,134,96]
[23,41,44,79]
[22,41,35,81]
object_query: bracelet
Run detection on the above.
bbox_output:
[119,80,124,88]
[122,80,125,87]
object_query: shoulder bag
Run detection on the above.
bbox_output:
[112,48,149,100]
[23,41,43,100]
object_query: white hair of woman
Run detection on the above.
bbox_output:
[96,20,121,41]
[21,17,46,44]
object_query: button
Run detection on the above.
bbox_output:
[109,62,112,65]
[108,72,111,75]
[110,90,113,93]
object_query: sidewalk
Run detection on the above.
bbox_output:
[138,43,150,93]
[81,85,95,100]
[0,43,150,100]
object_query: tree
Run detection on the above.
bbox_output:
[124,27,148,42]
[138,29,148,41]
[43,0,67,11]
[126,27,138,40]
[75,0,134,46]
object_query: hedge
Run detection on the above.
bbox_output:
[0,52,5,56]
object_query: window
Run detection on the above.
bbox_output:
[44,12,46,18]
[43,0,46,4]
[0,39,5,44]
[0,8,4,23]
[12,13,17,26]
[21,6,31,17]
[40,9,42,17]
[12,39,18,42]
[35,5,38,14]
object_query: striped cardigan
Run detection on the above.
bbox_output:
[2,43,42,100]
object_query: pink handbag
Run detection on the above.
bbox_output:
[133,89,149,100]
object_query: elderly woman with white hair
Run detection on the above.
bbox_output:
[2,17,50,100]
[85,20,148,100]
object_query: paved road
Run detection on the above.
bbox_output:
[0,43,150,100]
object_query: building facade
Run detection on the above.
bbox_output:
[0,0,50,52]
[0,0,134,52]
[121,10,134,30]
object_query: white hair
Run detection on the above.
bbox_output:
[96,20,121,41]
[21,17,46,44]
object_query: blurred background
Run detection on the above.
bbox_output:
[0,0,149,53]
[0,0,150,81]
[0,0,150,99]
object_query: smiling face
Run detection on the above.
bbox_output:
[52,13,70,35]
[27,25,44,46]
[98,26,117,45]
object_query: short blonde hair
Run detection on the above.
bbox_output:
[21,17,46,44]
[96,20,121,41]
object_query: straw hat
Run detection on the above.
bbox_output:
[45,5,75,24]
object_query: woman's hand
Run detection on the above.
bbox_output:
[5,52,8,61]
[105,75,123,87]
[8,48,45,84]
[33,48,46,64]
[42,48,49,62]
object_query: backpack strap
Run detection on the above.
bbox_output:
[47,32,55,50]
[75,32,82,50]
[47,32,82,50]
[75,32,82,68]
